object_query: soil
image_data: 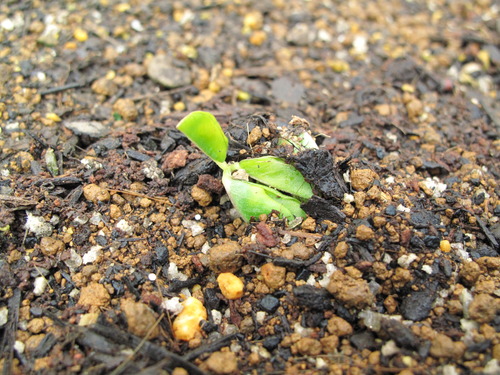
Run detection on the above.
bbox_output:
[0,1,499,375]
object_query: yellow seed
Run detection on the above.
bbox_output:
[180,45,197,59]
[222,68,233,77]
[173,101,186,112]
[73,28,88,42]
[105,70,116,80]
[208,81,220,93]
[328,59,349,73]
[243,11,263,31]
[477,49,490,70]
[440,240,451,253]
[217,273,244,300]
[249,30,267,46]
[172,297,207,341]
[46,113,61,122]
[237,90,251,101]
[401,84,415,93]
[115,3,130,12]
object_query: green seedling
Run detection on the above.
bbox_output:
[177,111,314,222]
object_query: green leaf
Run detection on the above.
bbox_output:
[239,156,313,200]
[222,172,306,222]
[176,111,228,164]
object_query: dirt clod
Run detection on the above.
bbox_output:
[83,184,110,203]
[77,283,111,308]
[468,293,499,323]
[350,169,378,191]
[208,241,243,273]
[326,271,374,308]
[430,333,466,359]
[355,224,375,241]
[260,263,286,289]
[121,298,160,338]
[205,351,238,374]
[39,237,65,256]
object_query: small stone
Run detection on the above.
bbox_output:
[327,316,353,336]
[295,337,322,356]
[261,263,286,289]
[468,293,498,323]
[400,289,435,321]
[205,351,238,374]
[290,242,313,260]
[458,261,481,287]
[350,169,378,191]
[83,184,110,203]
[439,239,451,252]
[249,30,267,46]
[301,217,316,231]
[217,273,244,300]
[430,333,466,359]
[64,120,109,138]
[191,185,212,207]
[247,126,262,145]
[326,271,374,308]
[406,99,423,119]
[320,335,339,353]
[39,237,64,256]
[78,283,111,308]
[208,241,243,273]
[121,299,160,338]
[112,98,138,121]
[333,241,348,259]
[162,149,189,170]
[27,318,44,334]
[78,312,99,326]
[258,295,280,313]
[91,77,118,96]
[286,23,314,46]
[147,54,192,89]
[356,224,375,241]
[109,204,122,219]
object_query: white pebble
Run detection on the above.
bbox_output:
[0,307,8,327]
[116,219,134,235]
[381,340,400,356]
[181,220,204,237]
[83,245,102,264]
[25,212,53,237]
[343,193,354,203]
[161,297,183,315]
[14,341,25,354]
[397,204,410,213]
[211,309,222,325]
[130,19,144,32]
[421,265,433,274]
[255,311,266,324]
[33,276,48,296]
[148,273,157,281]
[397,254,417,268]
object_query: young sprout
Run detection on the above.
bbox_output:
[176,111,314,222]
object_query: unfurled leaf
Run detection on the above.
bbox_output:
[239,156,313,200]
[222,173,306,222]
[176,111,228,164]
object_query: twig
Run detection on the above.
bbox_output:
[1,289,21,375]
[109,313,165,375]
[40,82,85,96]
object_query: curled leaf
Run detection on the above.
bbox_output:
[177,111,228,164]
[239,156,313,200]
[222,173,306,222]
